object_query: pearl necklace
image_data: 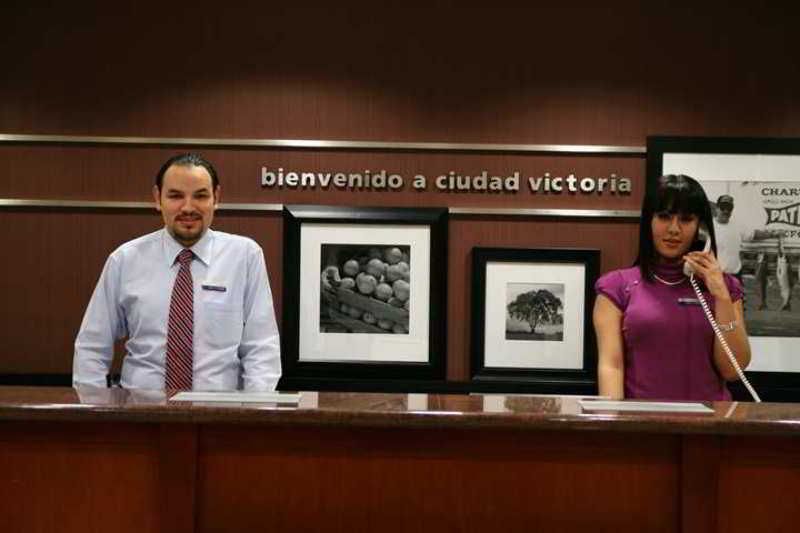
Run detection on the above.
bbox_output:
[652,273,687,286]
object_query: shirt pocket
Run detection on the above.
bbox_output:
[202,300,244,350]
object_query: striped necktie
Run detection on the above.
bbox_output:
[166,248,194,390]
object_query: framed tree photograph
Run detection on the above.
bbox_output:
[470,247,600,390]
[648,136,800,400]
[282,205,448,384]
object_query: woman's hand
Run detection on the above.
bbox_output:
[683,250,730,301]
[684,250,752,380]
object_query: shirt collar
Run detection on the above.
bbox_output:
[161,227,214,267]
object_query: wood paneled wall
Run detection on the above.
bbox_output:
[2,5,799,380]
[0,145,643,210]
[3,5,800,142]
[0,208,282,375]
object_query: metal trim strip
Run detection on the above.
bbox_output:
[448,207,640,218]
[0,199,638,218]
[0,199,283,211]
[0,133,645,155]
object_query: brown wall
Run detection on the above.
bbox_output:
[3,5,800,142]
[2,5,799,380]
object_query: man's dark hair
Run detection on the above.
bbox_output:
[155,153,219,192]
[635,174,718,282]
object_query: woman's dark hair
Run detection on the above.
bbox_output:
[635,174,717,281]
[155,153,219,192]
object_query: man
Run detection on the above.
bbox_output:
[73,154,281,391]
[776,234,795,311]
[713,194,780,311]
[713,195,744,281]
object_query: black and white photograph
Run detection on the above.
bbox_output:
[705,180,800,338]
[470,247,599,388]
[320,244,410,334]
[505,282,564,342]
[281,205,448,382]
[650,135,800,381]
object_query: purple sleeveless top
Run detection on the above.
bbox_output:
[595,263,743,401]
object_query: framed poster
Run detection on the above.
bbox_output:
[282,205,448,382]
[470,247,599,390]
[649,136,800,399]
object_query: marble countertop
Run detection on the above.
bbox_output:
[1,386,799,436]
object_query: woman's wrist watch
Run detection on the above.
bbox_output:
[718,320,738,333]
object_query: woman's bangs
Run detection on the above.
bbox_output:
[655,185,705,216]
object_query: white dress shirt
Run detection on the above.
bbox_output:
[714,218,745,274]
[73,228,281,391]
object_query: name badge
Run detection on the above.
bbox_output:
[202,284,227,292]
[677,297,700,306]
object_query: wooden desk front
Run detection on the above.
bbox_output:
[1,387,798,533]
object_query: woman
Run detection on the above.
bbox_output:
[593,175,752,400]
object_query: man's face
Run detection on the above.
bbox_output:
[716,204,733,224]
[153,164,219,247]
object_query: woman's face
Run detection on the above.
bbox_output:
[651,211,699,262]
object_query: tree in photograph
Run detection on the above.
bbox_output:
[507,289,563,334]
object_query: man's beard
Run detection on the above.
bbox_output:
[170,218,204,245]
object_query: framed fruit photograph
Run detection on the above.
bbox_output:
[470,247,599,390]
[282,205,448,383]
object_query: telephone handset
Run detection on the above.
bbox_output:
[683,224,712,276]
[682,223,761,401]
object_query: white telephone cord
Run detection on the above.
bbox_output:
[689,274,761,402]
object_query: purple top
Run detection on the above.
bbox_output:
[595,262,743,401]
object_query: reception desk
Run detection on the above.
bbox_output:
[1,386,799,533]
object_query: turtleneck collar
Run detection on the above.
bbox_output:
[651,261,687,283]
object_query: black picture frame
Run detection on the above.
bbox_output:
[281,205,448,388]
[648,135,800,402]
[470,247,600,393]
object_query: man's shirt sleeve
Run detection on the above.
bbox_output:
[238,244,281,391]
[73,253,126,387]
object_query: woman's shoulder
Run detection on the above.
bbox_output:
[596,266,642,288]
[595,266,642,311]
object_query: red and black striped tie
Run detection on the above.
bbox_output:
[166,249,194,390]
